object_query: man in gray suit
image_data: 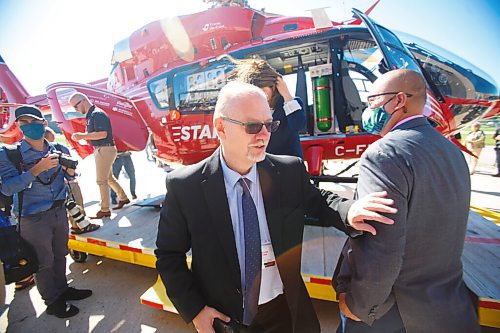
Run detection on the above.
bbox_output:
[334,69,479,333]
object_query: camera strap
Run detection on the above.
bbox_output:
[30,142,63,186]
[66,182,77,202]
[36,166,62,185]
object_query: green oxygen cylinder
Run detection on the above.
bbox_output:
[313,76,332,132]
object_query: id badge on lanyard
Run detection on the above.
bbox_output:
[262,242,276,269]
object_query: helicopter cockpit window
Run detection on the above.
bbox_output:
[342,39,383,102]
[376,25,421,73]
[396,31,498,100]
[111,38,133,64]
[149,78,170,109]
[173,64,233,112]
[405,41,491,100]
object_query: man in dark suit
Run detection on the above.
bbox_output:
[156,81,396,333]
[335,69,479,333]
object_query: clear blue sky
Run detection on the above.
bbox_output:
[0,0,498,95]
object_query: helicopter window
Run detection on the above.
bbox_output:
[107,62,127,92]
[111,38,133,64]
[342,40,383,104]
[397,31,497,100]
[350,71,371,98]
[407,44,470,99]
[173,64,233,112]
[450,104,490,127]
[376,25,421,73]
[282,72,313,106]
[149,78,170,109]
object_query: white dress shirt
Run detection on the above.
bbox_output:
[220,153,284,305]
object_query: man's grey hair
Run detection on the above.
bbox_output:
[213,81,267,125]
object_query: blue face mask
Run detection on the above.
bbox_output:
[20,123,45,140]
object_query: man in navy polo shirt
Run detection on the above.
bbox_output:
[69,93,130,218]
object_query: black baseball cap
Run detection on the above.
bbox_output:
[15,106,45,121]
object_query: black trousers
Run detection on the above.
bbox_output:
[247,294,293,333]
[344,304,406,333]
[217,294,293,333]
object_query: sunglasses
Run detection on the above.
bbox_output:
[222,116,280,134]
[367,91,413,107]
[73,100,84,109]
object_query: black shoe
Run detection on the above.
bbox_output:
[132,194,137,200]
[46,299,79,318]
[62,287,93,301]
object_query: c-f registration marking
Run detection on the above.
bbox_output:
[334,144,367,157]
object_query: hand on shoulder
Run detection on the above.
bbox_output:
[347,191,397,235]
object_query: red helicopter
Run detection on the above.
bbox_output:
[1,3,498,181]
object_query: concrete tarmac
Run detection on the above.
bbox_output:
[1,147,498,333]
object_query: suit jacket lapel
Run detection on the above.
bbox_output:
[258,157,283,255]
[201,149,241,288]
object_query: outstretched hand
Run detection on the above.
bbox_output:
[347,191,397,235]
[71,132,84,141]
[192,306,230,333]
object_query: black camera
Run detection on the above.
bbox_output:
[54,151,78,169]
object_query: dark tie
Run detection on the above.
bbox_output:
[239,177,261,325]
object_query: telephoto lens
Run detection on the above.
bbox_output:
[65,200,85,224]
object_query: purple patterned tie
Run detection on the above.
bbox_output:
[239,178,261,325]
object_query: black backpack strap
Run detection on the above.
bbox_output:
[54,143,63,152]
[5,144,23,173]
[4,144,24,234]
[48,142,63,152]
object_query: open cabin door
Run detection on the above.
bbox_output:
[350,9,453,130]
[46,83,149,159]
[352,8,422,74]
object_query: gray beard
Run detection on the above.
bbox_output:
[246,150,266,162]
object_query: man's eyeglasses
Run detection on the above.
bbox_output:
[222,116,280,134]
[366,91,413,107]
[73,100,84,109]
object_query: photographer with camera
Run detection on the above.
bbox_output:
[0,106,92,318]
